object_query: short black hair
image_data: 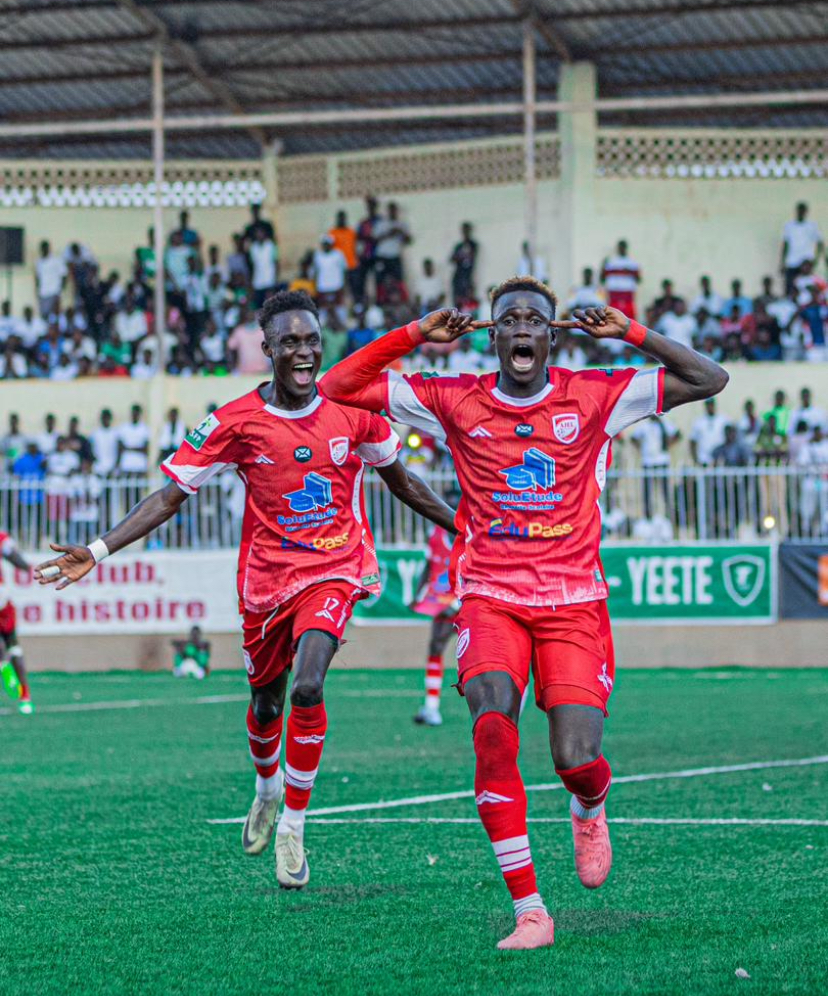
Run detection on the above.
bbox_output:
[490,276,557,315]
[259,290,319,335]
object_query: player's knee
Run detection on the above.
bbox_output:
[551,735,601,772]
[290,679,324,709]
[250,690,284,726]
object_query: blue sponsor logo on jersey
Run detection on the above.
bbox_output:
[283,472,333,513]
[515,423,534,437]
[492,448,562,511]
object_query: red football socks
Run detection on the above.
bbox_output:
[283,702,328,812]
[424,654,443,708]
[473,712,545,916]
[556,755,612,814]
[246,704,283,798]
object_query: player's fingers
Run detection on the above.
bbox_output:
[34,557,64,576]
[55,576,74,591]
[549,320,585,329]
[469,320,494,329]
[49,543,72,555]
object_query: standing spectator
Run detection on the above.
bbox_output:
[414,258,445,314]
[62,242,96,308]
[690,275,724,317]
[738,399,761,447]
[205,271,230,333]
[630,414,681,518]
[116,405,150,503]
[243,203,275,243]
[374,202,411,287]
[656,299,697,350]
[199,316,227,367]
[248,227,279,308]
[567,267,604,311]
[517,241,547,281]
[722,279,753,317]
[158,408,186,462]
[345,305,375,356]
[115,292,149,348]
[67,457,104,545]
[131,347,157,380]
[45,435,80,540]
[600,239,641,319]
[182,256,208,346]
[790,387,826,433]
[12,443,46,525]
[781,202,823,294]
[450,222,478,306]
[793,259,827,302]
[754,414,787,465]
[204,244,224,283]
[328,210,359,300]
[355,195,381,300]
[227,305,268,375]
[753,276,777,313]
[653,279,684,318]
[173,210,200,248]
[764,390,792,436]
[164,231,194,311]
[35,240,67,320]
[1,413,26,470]
[226,233,251,284]
[35,413,59,457]
[312,235,348,326]
[135,227,156,280]
[690,398,728,466]
[66,416,93,464]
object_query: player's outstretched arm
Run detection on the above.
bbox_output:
[321,309,486,411]
[34,481,189,590]
[375,457,457,534]
[2,542,30,572]
[572,306,729,411]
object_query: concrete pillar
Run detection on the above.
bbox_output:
[260,143,279,215]
[557,61,597,296]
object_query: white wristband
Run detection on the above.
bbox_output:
[87,538,110,564]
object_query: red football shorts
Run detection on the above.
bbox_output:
[607,290,637,321]
[241,580,366,687]
[0,602,17,637]
[454,596,615,714]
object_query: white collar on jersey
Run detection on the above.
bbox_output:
[263,393,324,419]
[490,380,554,407]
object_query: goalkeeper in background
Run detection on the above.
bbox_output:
[172,625,211,680]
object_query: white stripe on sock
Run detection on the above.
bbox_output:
[285,761,318,790]
[570,795,605,820]
[513,892,547,919]
[251,746,280,766]
[247,729,280,744]
[256,769,282,801]
[492,835,529,856]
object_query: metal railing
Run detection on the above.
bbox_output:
[2,465,827,550]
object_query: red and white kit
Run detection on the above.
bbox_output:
[162,388,400,685]
[322,325,664,713]
[412,527,457,618]
[602,254,640,320]
[0,532,18,635]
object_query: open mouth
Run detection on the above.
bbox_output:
[510,343,535,373]
[292,362,315,387]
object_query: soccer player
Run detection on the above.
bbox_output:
[35,290,455,890]
[321,278,728,949]
[171,625,211,679]
[410,490,462,727]
[0,532,34,715]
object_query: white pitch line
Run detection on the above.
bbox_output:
[206,754,828,824]
[0,693,250,716]
[302,817,828,827]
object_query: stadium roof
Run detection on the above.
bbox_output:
[1,0,827,159]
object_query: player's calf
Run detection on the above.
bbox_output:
[243,702,284,855]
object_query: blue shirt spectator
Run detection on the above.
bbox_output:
[12,444,46,506]
[722,279,753,316]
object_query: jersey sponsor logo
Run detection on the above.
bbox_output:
[489,518,573,540]
[185,413,220,451]
[552,413,580,445]
[283,472,333,513]
[475,790,514,806]
[281,531,349,553]
[456,627,470,658]
[515,423,534,437]
[493,448,562,511]
[597,662,613,693]
[469,426,493,438]
[255,454,274,464]
[294,446,312,462]
[294,734,326,744]
[329,437,350,465]
[361,572,380,586]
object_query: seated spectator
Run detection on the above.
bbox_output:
[656,299,697,349]
[99,330,132,368]
[653,279,684,317]
[63,327,97,365]
[199,317,226,366]
[18,305,46,349]
[738,399,761,447]
[50,353,78,381]
[719,305,743,339]
[227,305,268,375]
[98,356,129,377]
[76,356,95,377]
[793,258,827,302]
[0,300,19,342]
[690,275,724,317]
[166,345,195,377]
[56,305,87,336]
[697,335,723,362]
[289,252,316,297]
[555,334,588,370]
[695,306,722,341]
[115,291,149,346]
[754,276,777,313]
[712,424,753,466]
[790,387,826,433]
[567,267,604,311]
[613,345,645,368]
[131,347,157,380]
[748,328,782,362]
[799,287,827,361]
[346,305,375,356]
[35,323,66,372]
[764,390,791,435]
[723,279,753,316]
[414,258,445,314]
[447,337,485,373]
[754,414,787,464]
[136,325,177,367]
[226,233,251,284]
[249,226,279,308]
[0,341,27,379]
[746,302,780,348]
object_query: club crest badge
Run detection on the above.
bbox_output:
[329,437,349,465]
[552,413,580,445]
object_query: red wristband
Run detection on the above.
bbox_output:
[623,321,648,348]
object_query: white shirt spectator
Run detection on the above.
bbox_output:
[602,254,639,292]
[68,470,103,525]
[17,314,47,348]
[0,312,19,342]
[136,331,176,366]
[249,239,278,291]
[696,314,723,339]
[767,297,798,330]
[790,403,826,433]
[796,435,828,466]
[50,360,78,381]
[0,353,27,378]
[200,329,226,364]
[630,417,679,467]
[415,272,444,309]
[313,248,348,294]
[117,420,150,473]
[555,344,588,370]
[158,417,186,454]
[657,311,698,350]
[690,413,728,465]
[365,303,385,331]
[690,291,724,317]
[91,425,119,476]
[448,347,484,373]
[568,282,604,310]
[374,218,410,259]
[182,272,207,313]
[783,218,823,268]
[131,358,157,380]
[36,254,68,299]
[518,250,548,282]
[61,243,96,266]
[63,334,97,363]
[35,428,59,456]
[45,448,80,494]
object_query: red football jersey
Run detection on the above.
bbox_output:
[0,531,15,610]
[413,527,455,616]
[162,389,400,613]
[382,365,664,607]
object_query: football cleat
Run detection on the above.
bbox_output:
[497,910,555,951]
[275,832,310,889]
[17,697,34,716]
[571,806,612,889]
[241,774,283,856]
[413,705,442,727]
[1,662,21,700]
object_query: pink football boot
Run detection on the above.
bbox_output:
[496,910,555,951]
[571,807,612,889]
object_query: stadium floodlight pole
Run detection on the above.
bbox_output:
[522,19,537,269]
[152,46,166,364]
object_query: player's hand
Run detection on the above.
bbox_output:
[418,308,492,344]
[34,543,96,590]
[571,305,631,339]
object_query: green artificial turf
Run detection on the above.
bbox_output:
[1,667,826,996]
